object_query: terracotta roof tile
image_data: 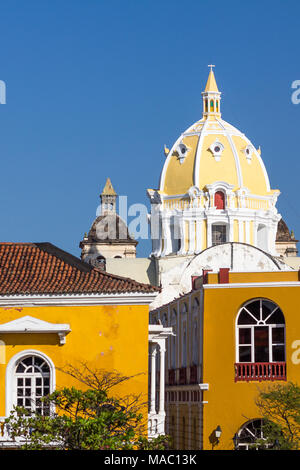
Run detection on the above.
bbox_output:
[0,243,159,296]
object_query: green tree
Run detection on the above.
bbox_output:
[5,363,170,450]
[255,382,300,450]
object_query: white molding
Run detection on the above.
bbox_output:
[0,316,70,345]
[216,118,243,187]
[0,292,158,307]
[209,139,224,162]
[194,118,209,188]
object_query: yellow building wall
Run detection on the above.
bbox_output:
[0,304,149,420]
[202,282,300,450]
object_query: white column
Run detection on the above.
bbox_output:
[161,216,172,256]
[159,343,166,415]
[195,219,202,254]
[238,219,243,242]
[150,344,157,414]
[188,219,195,254]
[207,220,212,247]
[229,217,234,242]
[245,220,250,244]
[253,220,258,246]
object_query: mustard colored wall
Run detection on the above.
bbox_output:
[163,135,198,195]
[202,284,300,450]
[0,304,149,418]
[231,135,269,196]
[199,134,239,190]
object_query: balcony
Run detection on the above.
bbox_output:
[179,367,187,385]
[235,362,286,382]
[167,366,199,386]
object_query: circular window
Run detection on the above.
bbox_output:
[214,146,221,153]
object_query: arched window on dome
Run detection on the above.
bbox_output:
[214,190,225,210]
[235,298,286,382]
[216,100,219,113]
[205,99,208,113]
[210,99,214,112]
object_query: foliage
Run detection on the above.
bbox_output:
[5,362,169,450]
[255,382,300,450]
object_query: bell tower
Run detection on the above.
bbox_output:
[202,65,221,118]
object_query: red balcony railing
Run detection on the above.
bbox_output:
[235,362,286,382]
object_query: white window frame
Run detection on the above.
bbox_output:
[5,350,56,416]
[235,299,286,364]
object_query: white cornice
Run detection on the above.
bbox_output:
[0,292,158,307]
[0,316,70,344]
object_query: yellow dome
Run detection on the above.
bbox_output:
[159,70,275,198]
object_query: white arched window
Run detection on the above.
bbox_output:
[235,419,268,450]
[235,299,286,381]
[6,351,55,416]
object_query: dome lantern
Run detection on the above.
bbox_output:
[201,65,221,118]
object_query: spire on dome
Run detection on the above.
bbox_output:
[202,65,221,118]
[101,177,117,196]
[100,178,117,215]
[205,65,219,92]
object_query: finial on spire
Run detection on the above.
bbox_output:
[208,64,215,71]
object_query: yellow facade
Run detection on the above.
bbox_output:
[0,302,149,422]
[202,271,300,450]
[152,269,300,450]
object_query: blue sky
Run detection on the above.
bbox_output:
[0,0,300,258]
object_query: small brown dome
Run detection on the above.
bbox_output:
[276,218,297,242]
[87,214,136,243]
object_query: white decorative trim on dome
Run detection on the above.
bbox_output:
[242,144,254,164]
[194,118,209,189]
[209,140,224,162]
[216,118,243,187]
[175,142,190,164]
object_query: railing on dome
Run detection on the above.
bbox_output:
[162,196,272,212]
[234,362,286,382]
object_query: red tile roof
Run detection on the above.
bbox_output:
[0,243,159,296]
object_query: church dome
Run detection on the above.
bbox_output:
[147,68,281,259]
[87,213,135,243]
[159,68,276,199]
